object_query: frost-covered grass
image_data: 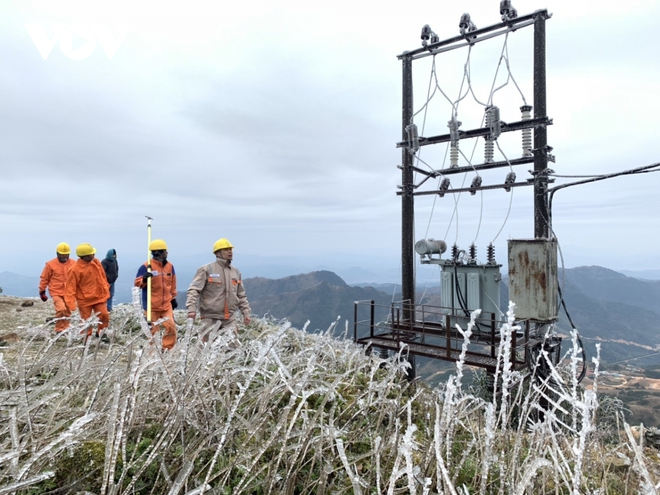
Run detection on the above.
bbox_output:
[0,299,658,494]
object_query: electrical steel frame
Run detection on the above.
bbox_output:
[354,9,554,380]
[400,9,553,314]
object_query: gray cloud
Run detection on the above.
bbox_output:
[1,0,659,278]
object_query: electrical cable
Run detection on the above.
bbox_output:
[452,263,470,318]
[413,21,530,204]
[557,283,587,383]
[426,50,473,119]
[409,58,446,306]
[547,162,660,233]
[406,19,532,334]
[485,33,510,106]
[451,46,473,119]
[502,36,528,106]
[489,141,516,244]
[418,47,479,249]
[604,351,660,366]
[431,44,487,244]
[551,169,660,179]
[460,31,520,247]
[419,30,526,249]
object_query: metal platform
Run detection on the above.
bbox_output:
[354,300,536,373]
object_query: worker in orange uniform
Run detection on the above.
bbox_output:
[65,243,111,342]
[39,242,75,332]
[134,239,178,351]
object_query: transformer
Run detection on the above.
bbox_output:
[417,240,502,329]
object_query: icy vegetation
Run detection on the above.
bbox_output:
[0,300,658,494]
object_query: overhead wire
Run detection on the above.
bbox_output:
[441,44,494,246]
[408,50,472,305]
[421,46,481,243]
[408,55,443,306]
[550,168,660,179]
[479,32,529,247]
[541,163,660,382]
[459,33,513,246]
[489,141,516,244]
[502,37,528,105]
[415,35,530,322]
[414,47,475,304]
[553,233,586,380]
[416,31,521,248]
[407,18,533,310]
[485,33,511,106]
[604,351,660,366]
[547,162,660,232]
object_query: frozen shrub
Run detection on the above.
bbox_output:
[0,303,656,494]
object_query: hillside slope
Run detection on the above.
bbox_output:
[245,270,392,332]
[0,297,657,494]
[564,266,660,316]
[496,267,660,364]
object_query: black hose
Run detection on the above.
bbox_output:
[557,284,587,383]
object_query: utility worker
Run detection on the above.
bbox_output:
[39,242,75,332]
[65,243,111,342]
[134,239,178,351]
[186,238,251,344]
[101,249,119,311]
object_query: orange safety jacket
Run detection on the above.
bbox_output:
[65,258,111,311]
[134,258,177,312]
[39,257,75,297]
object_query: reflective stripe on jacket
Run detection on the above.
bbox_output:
[65,258,111,311]
[186,258,250,320]
[134,259,177,312]
[39,257,75,297]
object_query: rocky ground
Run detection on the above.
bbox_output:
[0,295,50,344]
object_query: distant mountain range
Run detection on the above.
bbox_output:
[2,256,402,307]
[244,271,393,333]
[617,269,660,281]
[552,267,660,365]
[246,266,660,366]
[3,265,660,366]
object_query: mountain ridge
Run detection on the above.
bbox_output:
[3,266,660,365]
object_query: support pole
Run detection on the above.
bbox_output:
[401,53,415,319]
[146,216,153,324]
[533,13,549,239]
[401,53,416,381]
[533,15,552,419]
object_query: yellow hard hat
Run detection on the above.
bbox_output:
[149,239,168,251]
[56,242,71,255]
[213,238,233,252]
[76,243,96,257]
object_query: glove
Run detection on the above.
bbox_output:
[142,272,153,285]
[171,298,178,309]
[39,291,48,302]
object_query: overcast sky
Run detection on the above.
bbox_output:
[1,0,658,281]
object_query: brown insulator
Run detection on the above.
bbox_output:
[487,243,496,264]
